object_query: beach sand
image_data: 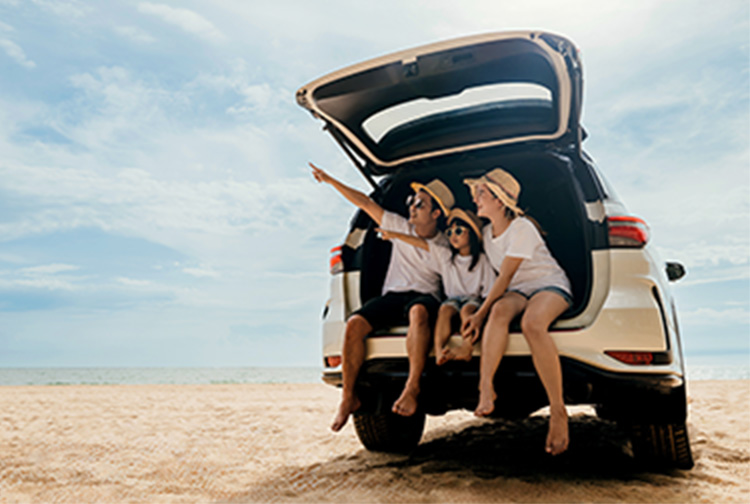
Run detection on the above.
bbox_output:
[0,380,748,503]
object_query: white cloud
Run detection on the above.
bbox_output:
[0,39,35,68]
[114,25,157,44]
[182,266,219,278]
[20,264,79,275]
[137,2,225,43]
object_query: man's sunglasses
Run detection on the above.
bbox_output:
[446,225,467,238]
[405,194,427,210]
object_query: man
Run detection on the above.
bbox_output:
[309,162,454,432]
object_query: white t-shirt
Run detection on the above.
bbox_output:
[380,211,446,299]
[483,217,571,297]
[428,242,497,299]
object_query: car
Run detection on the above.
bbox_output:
[296,31,693,469]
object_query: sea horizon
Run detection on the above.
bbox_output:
[0,360,747,386]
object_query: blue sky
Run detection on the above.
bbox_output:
[0,0,747,368]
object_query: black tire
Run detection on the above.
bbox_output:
[353,411,425,453]
[629,422,694,470]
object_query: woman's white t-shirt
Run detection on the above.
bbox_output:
[427,243,497,299]
[380,211,446,299]
[483,217,571,297]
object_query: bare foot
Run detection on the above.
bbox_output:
[392,387,419,416]
[474,388,497,417]
[330,395,361,432]
[545,405,569,455]
[435,346,449,366]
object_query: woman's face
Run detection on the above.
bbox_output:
[446,222,471,251]
[473,183,503,218]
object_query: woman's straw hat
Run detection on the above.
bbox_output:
[410,179,455,217]
[464,167,524,215]
[448,208,484,242]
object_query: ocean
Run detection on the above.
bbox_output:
[0,363,747,386]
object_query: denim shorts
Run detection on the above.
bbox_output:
[508,286,574,308]
[441,295,483,312]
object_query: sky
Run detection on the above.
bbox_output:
[0,0,747,368]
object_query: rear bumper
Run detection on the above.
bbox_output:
[323,356,687,423]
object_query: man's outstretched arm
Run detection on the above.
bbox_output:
[310,162,384,225]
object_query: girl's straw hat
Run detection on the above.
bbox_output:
[448,208,484,242]
[410,179,455,217]
[464,167,524,215]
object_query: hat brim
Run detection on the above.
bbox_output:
[463,177,524,215]
[411,182,450,217]
[448,208,483,242]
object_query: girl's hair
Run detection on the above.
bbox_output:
[449,218,482,271]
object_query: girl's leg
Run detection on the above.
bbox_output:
[475,293,527,417]
[434,304,458,365]
[443,303,479,362]
[520,291,571,455]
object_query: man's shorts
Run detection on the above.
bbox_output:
[351,290,440,331]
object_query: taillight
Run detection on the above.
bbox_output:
[607,215,649,248]
[329,246,343,275]
[324,355,342,368]
[606,351,654,365]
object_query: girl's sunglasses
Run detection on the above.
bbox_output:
[446,225,467,238]
[405,194,427,210]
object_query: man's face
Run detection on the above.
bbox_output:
[407,190,440,226]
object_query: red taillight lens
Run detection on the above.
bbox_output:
[607,215,649,248]
[605,351,654,365]
[329,246,343,275]
[324,355,342,368]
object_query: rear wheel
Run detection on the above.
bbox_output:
[629,422,694,469]
[353,411,425,453]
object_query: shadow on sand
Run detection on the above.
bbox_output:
[230,414,688,502]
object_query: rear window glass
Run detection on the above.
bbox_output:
[362,83,552,143]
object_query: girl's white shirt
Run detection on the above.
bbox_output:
[380,210,446,299]
[483,217,571,297]
[426,242,497,299]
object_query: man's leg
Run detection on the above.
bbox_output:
[331,314,372,432]
[392,302,433,416]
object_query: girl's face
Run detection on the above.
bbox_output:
[473,183,503,218]
[446,222,471,254]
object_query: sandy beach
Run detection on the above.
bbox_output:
[0,380,748,503]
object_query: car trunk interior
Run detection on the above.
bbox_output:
[356,148,593,323]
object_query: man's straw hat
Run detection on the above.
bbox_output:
[448,208,484,242]
[464,167,524,215]
[410,179,455,217]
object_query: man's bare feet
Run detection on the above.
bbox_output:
[474,388,497,417]
[331,395,361,432]
[392,387,419,416]
[545,405,569,455]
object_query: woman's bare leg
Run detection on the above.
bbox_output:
[520,291,570,455]
[475,293,527,417]
[434,304,458,365]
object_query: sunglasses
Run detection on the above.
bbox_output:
[405,194,427,210]
[446,225,467,238]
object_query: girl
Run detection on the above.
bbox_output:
[377,207,497,366]
[461,167,573,456]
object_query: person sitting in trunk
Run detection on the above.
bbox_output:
[376,207,496,365]
[309,162,455,431]
[461,167,573,456]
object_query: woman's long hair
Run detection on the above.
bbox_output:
[449,218,483,271]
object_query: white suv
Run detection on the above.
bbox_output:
[297,31,693,469]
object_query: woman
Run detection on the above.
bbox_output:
[461,167,573,456]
